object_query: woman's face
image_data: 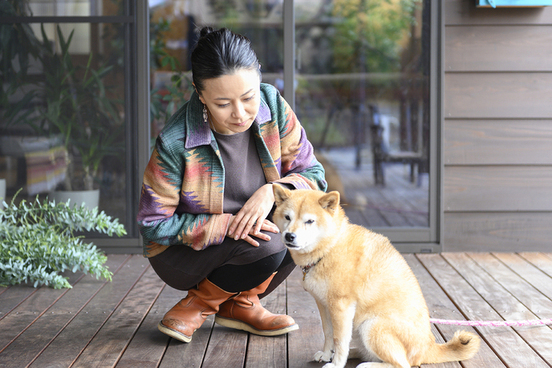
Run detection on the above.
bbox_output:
[198,68,261,135]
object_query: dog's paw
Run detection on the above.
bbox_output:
[314,350,333,362]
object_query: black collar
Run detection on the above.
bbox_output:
[300,257,323,281]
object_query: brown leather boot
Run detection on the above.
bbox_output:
[215,274,299,336]
[158,278,235,343]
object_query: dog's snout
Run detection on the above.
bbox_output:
[285,232,296,243]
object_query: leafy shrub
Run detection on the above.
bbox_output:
[0,193,126,289]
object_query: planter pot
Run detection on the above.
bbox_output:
[49,189,100,211]
[0,179,5,209]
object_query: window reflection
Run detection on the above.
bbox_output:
[0,2,130,229]
[149,0,284,140]
[295,0,430,228]
[147,0,430,228]
[26,0,121,16]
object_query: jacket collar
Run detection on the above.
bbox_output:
[185,89,271,149]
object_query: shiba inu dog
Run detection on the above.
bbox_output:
[272,186,480,368]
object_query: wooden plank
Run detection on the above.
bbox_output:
[28,255,151,368]
[245,281,287,368]
[0,254,129,367]
[405,254,504,368]
[376,180,429,227]
[115,283,171,368]
[323,147,429,230]
[200,326,248,368]
[444,212,552,252]
[445,26,552,72]
[157,286,215,368]
[487,252,552,364]
[518,252,552,278]
[466,252,552,364]
[469,253,552,312]
[344,207,387,228]
[287,268,324,368]
[444,120,552,165]
[0,286,38,323]
[71,264,165,367]
[444,73,552,119]
[443,253,552,365]
[445,0,552,25]
[417,253,550,368]
[444,166,552,212]
[494,253,552,302]
[0,269,84,353]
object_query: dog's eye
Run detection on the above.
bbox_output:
[305,219,314,225]
[285,215,291,221]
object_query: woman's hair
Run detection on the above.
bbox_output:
[191,27,260,94]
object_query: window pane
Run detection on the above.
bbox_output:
[23,0,122,16]
[0,18,131,229]
[295,0,430,228]
[149,0,284,139]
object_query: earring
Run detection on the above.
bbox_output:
[203,105,208,124]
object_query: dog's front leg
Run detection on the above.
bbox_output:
[322,302,356,368]
[313,299,334,362]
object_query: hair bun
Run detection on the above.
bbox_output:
[199,26,215,38]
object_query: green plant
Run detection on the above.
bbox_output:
[0,1,42,129]
[330,0,420,74]
[0,191,126,289]
[149,17,193,145]
[36,25,124,191]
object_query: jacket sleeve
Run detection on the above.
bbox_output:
[136,133,231,257]
[273,95,327,192]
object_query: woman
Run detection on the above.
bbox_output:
[137,27,326,343]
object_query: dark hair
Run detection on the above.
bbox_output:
[191,27,260,94]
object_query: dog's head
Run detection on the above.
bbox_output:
[273,185,341,254]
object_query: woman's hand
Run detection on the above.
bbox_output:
[227,184,280,247]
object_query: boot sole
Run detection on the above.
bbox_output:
[214,315,299,336]
[158,321,192,343]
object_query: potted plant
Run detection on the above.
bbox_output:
[0,1,42,208]
[0,190,125,289]
[36,25,124,209]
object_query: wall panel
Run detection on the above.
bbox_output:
[445,166,552,212]
[443,0,552,252]
[445,73,552,119]
[445,212,552,252]
[446,26,552,71]
[444,119,552,165]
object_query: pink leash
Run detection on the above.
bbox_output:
[430,318,552,327]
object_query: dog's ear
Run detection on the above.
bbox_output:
[273,184,291,206]
[319,191,340,213]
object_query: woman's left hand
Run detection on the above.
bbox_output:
[228,184,279,244]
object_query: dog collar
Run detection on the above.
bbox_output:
[300,258,322,281]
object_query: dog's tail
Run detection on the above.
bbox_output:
[423,330,480,364]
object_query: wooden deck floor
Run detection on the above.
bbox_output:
[318,148,429,228]
[1,252,552,368]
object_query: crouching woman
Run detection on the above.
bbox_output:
[137,27,326,343]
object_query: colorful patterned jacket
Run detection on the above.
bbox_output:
[137,83,327,257]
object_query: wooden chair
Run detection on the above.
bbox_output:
[370,121,423,186]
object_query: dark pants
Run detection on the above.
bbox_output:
[148,231,295,299]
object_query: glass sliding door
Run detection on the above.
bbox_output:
[149,0,440,250]
[2,1,439,251]
[293,0,438,248]
[0,1,140,242]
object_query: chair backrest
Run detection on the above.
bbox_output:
[369,106,388,158]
